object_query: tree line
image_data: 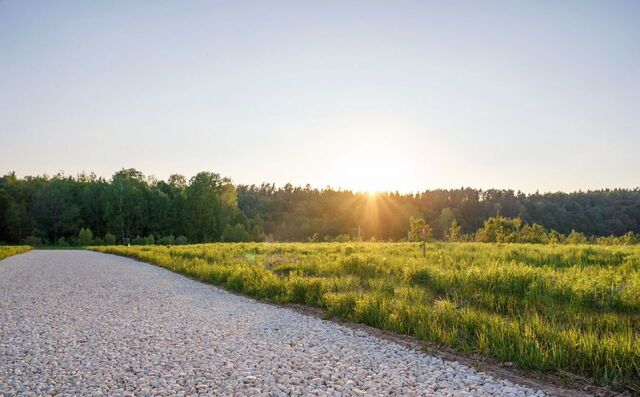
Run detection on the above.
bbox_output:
[408,215,639,245]
[0,169,639,245]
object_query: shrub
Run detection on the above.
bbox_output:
[78,228,94,246]
[144,234,155,245]
[158,235,175,245]
[21,236,43,246]
[566,230,588,244]
[520,224,549,244]
[476,216,522,243]
[104,233,117,245]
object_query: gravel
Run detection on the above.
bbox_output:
[0,250,549,396]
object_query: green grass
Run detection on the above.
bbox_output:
[0,245,31,260]
[90,242,640,391]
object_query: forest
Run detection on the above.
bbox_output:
[1,168,639,245]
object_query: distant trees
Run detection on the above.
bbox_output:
[469,215,640,245]
[0,169,639,245]
[0,169,265,245]
[236,185,640,242]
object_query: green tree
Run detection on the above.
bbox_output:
[78,228,94,246]
[186,172,238,242]
[439,207,457,240]
[107,169,149,242]
[408,217,432,242]
[448,219,463,242]
[33,177,80,242]
[476,216,522,243]
[250,224,265,242]
[223,224,251,242]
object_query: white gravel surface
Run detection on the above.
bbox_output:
[0,250,549,396]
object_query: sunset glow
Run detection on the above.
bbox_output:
[324,148,415,193]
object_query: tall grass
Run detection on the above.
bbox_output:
[0,245,31,260]
[91,242,640,391]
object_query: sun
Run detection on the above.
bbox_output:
[324,148,415,193]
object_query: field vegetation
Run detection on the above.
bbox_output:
[92,242,640,391]
[0,245,31,260]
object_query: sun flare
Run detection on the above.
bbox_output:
[325,149,415,193]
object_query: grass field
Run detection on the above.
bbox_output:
[91,242,640,391]
[0,246,31,260]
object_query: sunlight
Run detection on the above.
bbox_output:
[325,148,415,193]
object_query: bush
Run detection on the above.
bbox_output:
[78,228,94,246]
[476,216,521,243]
[158,235,175,245]
[520,223,548,244]
[21,235,43,246]
[175,235,188,245]
[143,234,155,245]
[104,233,117,245]
[566,230,588,244]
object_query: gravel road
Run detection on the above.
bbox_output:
[0,250,548,396]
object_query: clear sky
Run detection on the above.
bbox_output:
[1,1,639,193]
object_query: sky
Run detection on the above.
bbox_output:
[1,1,639,193]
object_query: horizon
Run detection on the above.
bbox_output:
[2,167,638,196]
[2,2,639,193]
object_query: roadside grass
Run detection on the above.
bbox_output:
[0,245,31,260]
[90,242,640,392]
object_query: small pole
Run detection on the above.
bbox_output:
[420,227,427,259]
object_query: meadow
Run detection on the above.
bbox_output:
[91,242,640,391]
[0,246,31,260]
